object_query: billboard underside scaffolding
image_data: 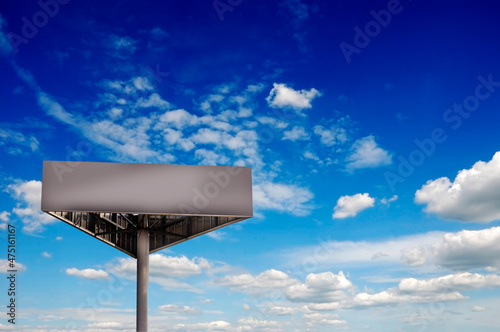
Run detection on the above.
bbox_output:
[46,211,245,258]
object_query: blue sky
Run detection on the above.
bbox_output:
[1,0,500,330]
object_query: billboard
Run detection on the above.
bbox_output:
[41,161,253,257]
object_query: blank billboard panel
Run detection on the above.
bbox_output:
[42,161,253,217]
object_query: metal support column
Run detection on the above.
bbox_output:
[137,225,149,332]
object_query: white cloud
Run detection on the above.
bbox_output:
[108,107,123,119]
[88,321,123,329]
[237,317,281,329]
[0,211,10,222]
[158,108,199,129]
[216,269,353,305]
[381,195,398,205]
[132,76,154,91]
[38,92,79,126]
[281,231,445,271]
[0,128,39,155]
[42,252,52,258]
[0,259,27,273]
[352,288,465,307]
[332,193,375,219]
[150,27,169,39]
[304,303,341,311]
[65,268,110,280]
[401,246,430,266]
[246,83,265,93]
[313,125,348,146]
[253,182,314,216]
[110,254,211,279]
[200,94,224,113]
[266,83,321,112]
[172,320,232,331]
[6,180,57,233]
[0,211,9,230]
[303,150,320,162]
[345,136,392,171]
[263,306,296,315]
[256,116,288,129]
[108,34,137,57]
[472,305,486,312]
[136,92,171,109]
[194,149,230,165]
[107,254,211,292]
[303,312,347,327]
[205,231,227,241]
[398,272,500,293]
[432,226,500,270]
[215,269,296,296]
[284,271,352,303]
[158,304,200,314]
[282,126,310,141]
[415,151,500,222]
[0,14,13,55]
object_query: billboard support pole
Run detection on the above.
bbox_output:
[137,217,149,332]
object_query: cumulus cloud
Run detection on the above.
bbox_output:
[215,269,352,304]
[398,272,500,293]
[345,136,392,171]
[401,246,430,266]
[110,254,211,278]
[332,193,375,219]
[284,271,352,303]
[352,288,465,307]
[415,151,500,222]
[432,227,500,271]
[65,268,110,280]
[266,83,321,112]
[108,254,211,292]
[253,182,314,216]
[215,269,296,296]
[6,180,57,233]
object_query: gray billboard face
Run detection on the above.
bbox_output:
[42,161,252,217]
[41,161,252,257]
